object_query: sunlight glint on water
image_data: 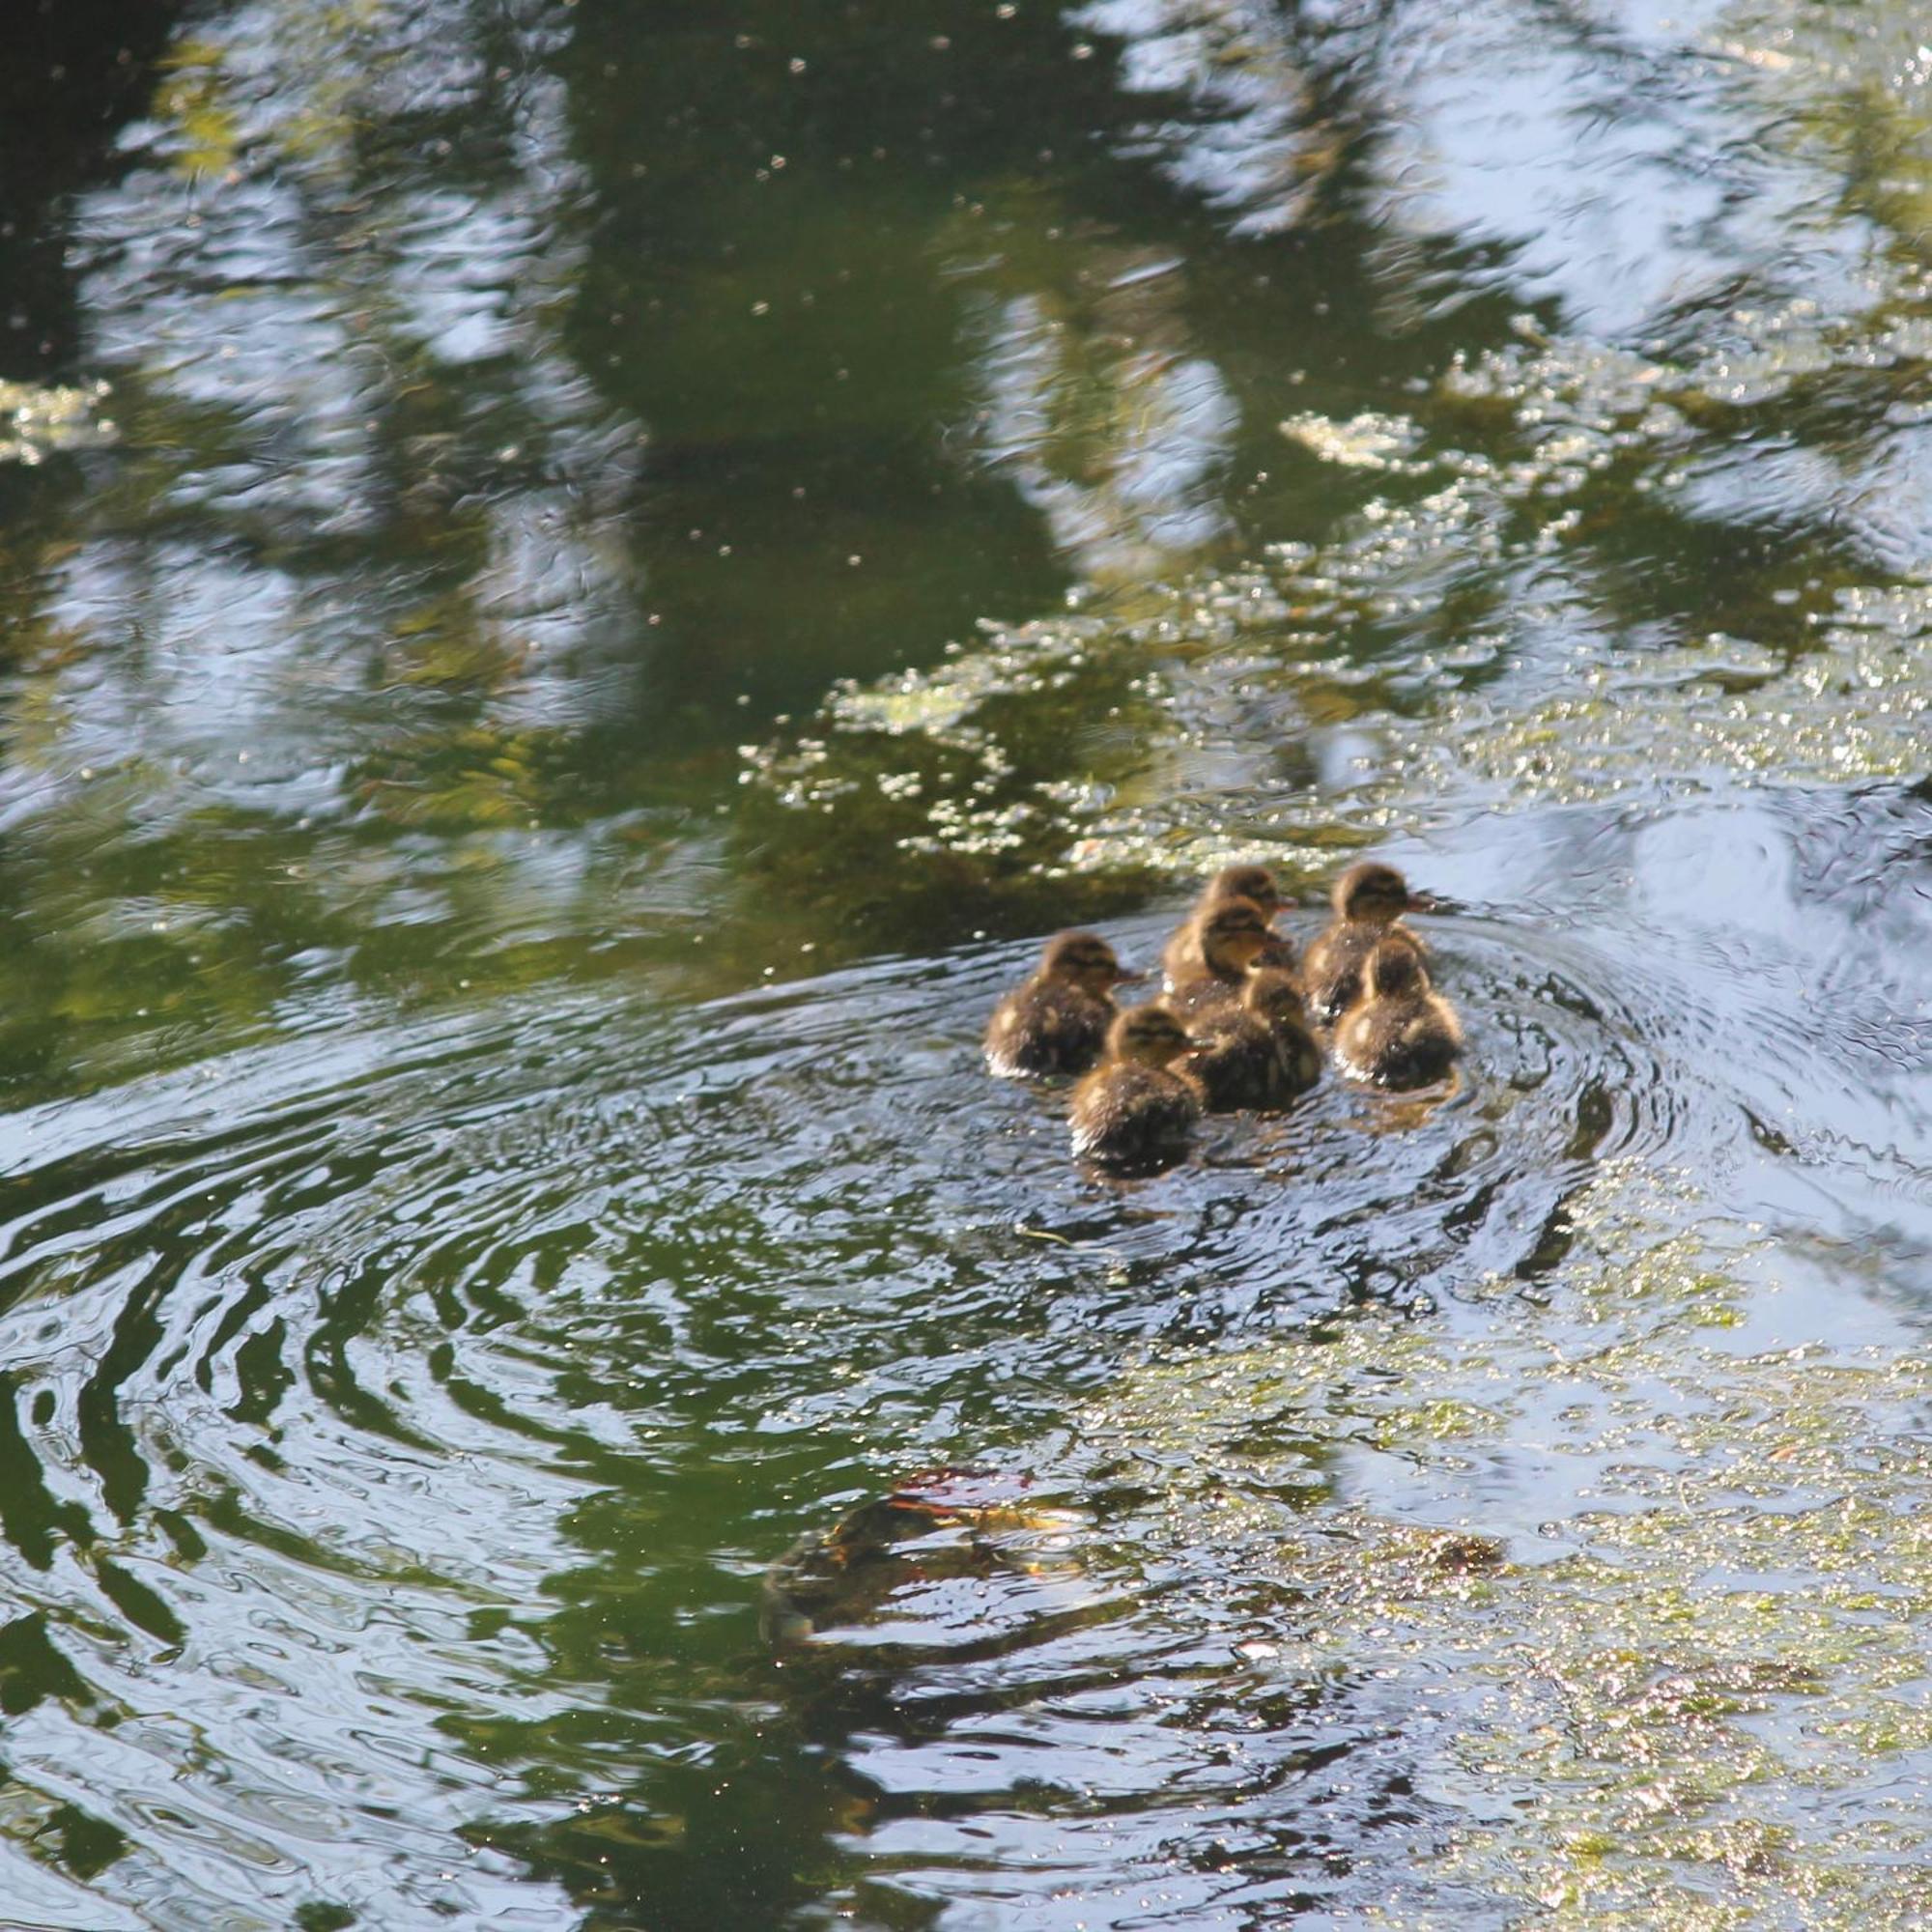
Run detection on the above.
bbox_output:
[0,0,1927,1926]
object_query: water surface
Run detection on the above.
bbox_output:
[0,0,1929,1926]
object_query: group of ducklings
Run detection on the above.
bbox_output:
[985,861,1463,1168]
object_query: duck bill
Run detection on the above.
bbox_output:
[1111,968,1148,985]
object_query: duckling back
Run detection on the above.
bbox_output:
[984,977,1113,1078]
[1335,1000,1462,1089]
[1165,972,1246,1019]
[1245,967,1322,1097]
[1068,1061,1201,1168]
[1068,1004,1202,1169]
[1185,1009,1288,1112]
[1333,942,1463,1089]
[984,930,1128,1078]
[1304,922,1426,1027]
[1187,966,1321,1110]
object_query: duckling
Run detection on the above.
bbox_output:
[1333,938,1463,1090]
[984,930,1139,1078]
[1186,967,1323,1112]
[1069,1005,1202,1169]
[1161,864,1296,987]
[1166,897,1277,1017]
[1248,965,1324,1095]
[1301,861,1431,1025]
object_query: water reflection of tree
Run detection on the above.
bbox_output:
[738,0,1932,945]
[9,0,1932,1093]
[0,2,178,386]
[8,0,1932,1924]
[0,0,656,1095]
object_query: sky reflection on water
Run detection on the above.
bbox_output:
[0,0,1929,1927]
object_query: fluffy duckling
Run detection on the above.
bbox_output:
[1302,861,1430,1024]
[1069,1005,1202,1169]
[1186,967,1322,1112]
[1334,939,1463,1090]
[984,931,1138,1078]
[1165,897,1276,1017]
[1249,966,1324,1094]
[1161,864,1295,987]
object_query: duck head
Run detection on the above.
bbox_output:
[1039,930,1138,995]
[1107,1004,1194,1068]
[1197,897,1273,977]
[1203,863,1283,918]
[1363,935,1430,1000]
[1332,861,1414,924]
[1243,966,1309,1028]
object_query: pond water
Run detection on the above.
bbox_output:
[0,0,1929,1925]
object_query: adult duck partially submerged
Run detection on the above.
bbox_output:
[1333,938,1463,1090]
[1302,861,1430,1025]
[984,930,1139,1078]
[1161,864,1294,987]
[1186,967,1322,1112]
[1069,1005,1202,1170]
[1165,897,1277,1017]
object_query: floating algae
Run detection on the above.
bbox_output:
[744,280,1932,912]
[1076,1151,1932,1929]
[0,381,116,466]
[1280,410,1434,476]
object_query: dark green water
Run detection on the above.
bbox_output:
[1,1,1929,1925]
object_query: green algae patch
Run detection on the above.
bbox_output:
[1077,1159,1932,1927]
[0,383,116,468]
[746,267,1932,913]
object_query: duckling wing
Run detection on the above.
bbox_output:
[1187,1016,1280,1112]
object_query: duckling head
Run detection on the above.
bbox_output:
[1243,966,1309,1028]
[1039,930,1136,995]
[1107,1004,1194,1068]
[1204,863,1283,917]
[1197,897,1272,976]
[1364,935,1429,999]
[1332,861,1412,924]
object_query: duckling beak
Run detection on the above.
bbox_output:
[1111,967,1148,984]
[1406,890,1451,915]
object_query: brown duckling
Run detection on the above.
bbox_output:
[1302,861,1431,1024]
[1161,864,1295,986]
[1068,1005,1202,1169]
[1248,966,1324,1094]
[984,931,1139,1078]
[1186,967,1322,1112]
[1166,897,1276,1017]
[1333,938,1463,1090]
